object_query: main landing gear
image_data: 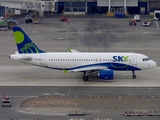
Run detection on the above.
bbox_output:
[132,70,136,79]
[83,72,88,81]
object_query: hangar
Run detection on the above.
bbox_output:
[0,0,160,16]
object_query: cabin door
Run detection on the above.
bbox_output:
[132,55,137,65]
[41,55,46,65]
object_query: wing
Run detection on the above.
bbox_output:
[68,66,108,72]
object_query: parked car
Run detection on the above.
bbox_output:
[7,20,18,25]
[143,21,152,26]
[0,16,5,20]
[0,26,8,31]
[114,12,127,18]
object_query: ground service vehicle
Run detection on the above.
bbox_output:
[134,14,141,21]
[60,16,67,22]
[114,12,127,18]
[33,19,41,24]
[2,95,11,107]
[25,17,33,23]
[129,20,136,26]
[154,10,160,21]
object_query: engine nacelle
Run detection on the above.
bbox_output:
[98,70,114,80]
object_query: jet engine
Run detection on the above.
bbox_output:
[98,70,114,80]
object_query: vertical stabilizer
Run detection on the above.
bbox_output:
[12,26,44,54]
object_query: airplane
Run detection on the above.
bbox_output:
[9,26,157,81]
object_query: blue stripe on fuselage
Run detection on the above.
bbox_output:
[46,62,141,71]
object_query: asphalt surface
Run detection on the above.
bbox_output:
[0,16,160,120]
[0,87,160,120]
[0,66,160,87]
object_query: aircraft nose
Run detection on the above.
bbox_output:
[151,60,157,68]
[153,61,157,67]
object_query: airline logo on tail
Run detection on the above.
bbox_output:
[13,26,44,54]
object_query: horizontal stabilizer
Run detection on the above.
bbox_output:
[9,54,32,60]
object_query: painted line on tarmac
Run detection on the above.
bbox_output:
[143,31,150,34]
[156,21,160,30]
[0,96,38,98]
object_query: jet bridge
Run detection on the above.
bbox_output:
[0,0,57,17]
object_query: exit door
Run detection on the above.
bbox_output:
[132,55,137,65]
[41,55,46,65]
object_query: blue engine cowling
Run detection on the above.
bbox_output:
[98,70,114,80]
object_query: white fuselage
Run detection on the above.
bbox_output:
[10,52,156,71]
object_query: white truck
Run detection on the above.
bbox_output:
[134,14,141,22]
[154,10,160,21]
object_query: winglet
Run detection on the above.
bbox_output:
[67,48,71,52]
[67,48,80,53]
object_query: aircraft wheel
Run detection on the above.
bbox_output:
[83,76,88,81]
[132,75,136,79]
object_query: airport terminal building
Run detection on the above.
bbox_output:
[0,0,160,16]
[57,0,160,15]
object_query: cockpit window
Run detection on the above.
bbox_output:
[143,58,150,61]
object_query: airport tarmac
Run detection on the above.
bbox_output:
[0,16,160,86]
[0,87,159,120]
[0,66,160,87]
[0,16,160,120]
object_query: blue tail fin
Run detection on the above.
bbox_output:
[12,26,44,54]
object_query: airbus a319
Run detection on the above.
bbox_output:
[9,26,156,81]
